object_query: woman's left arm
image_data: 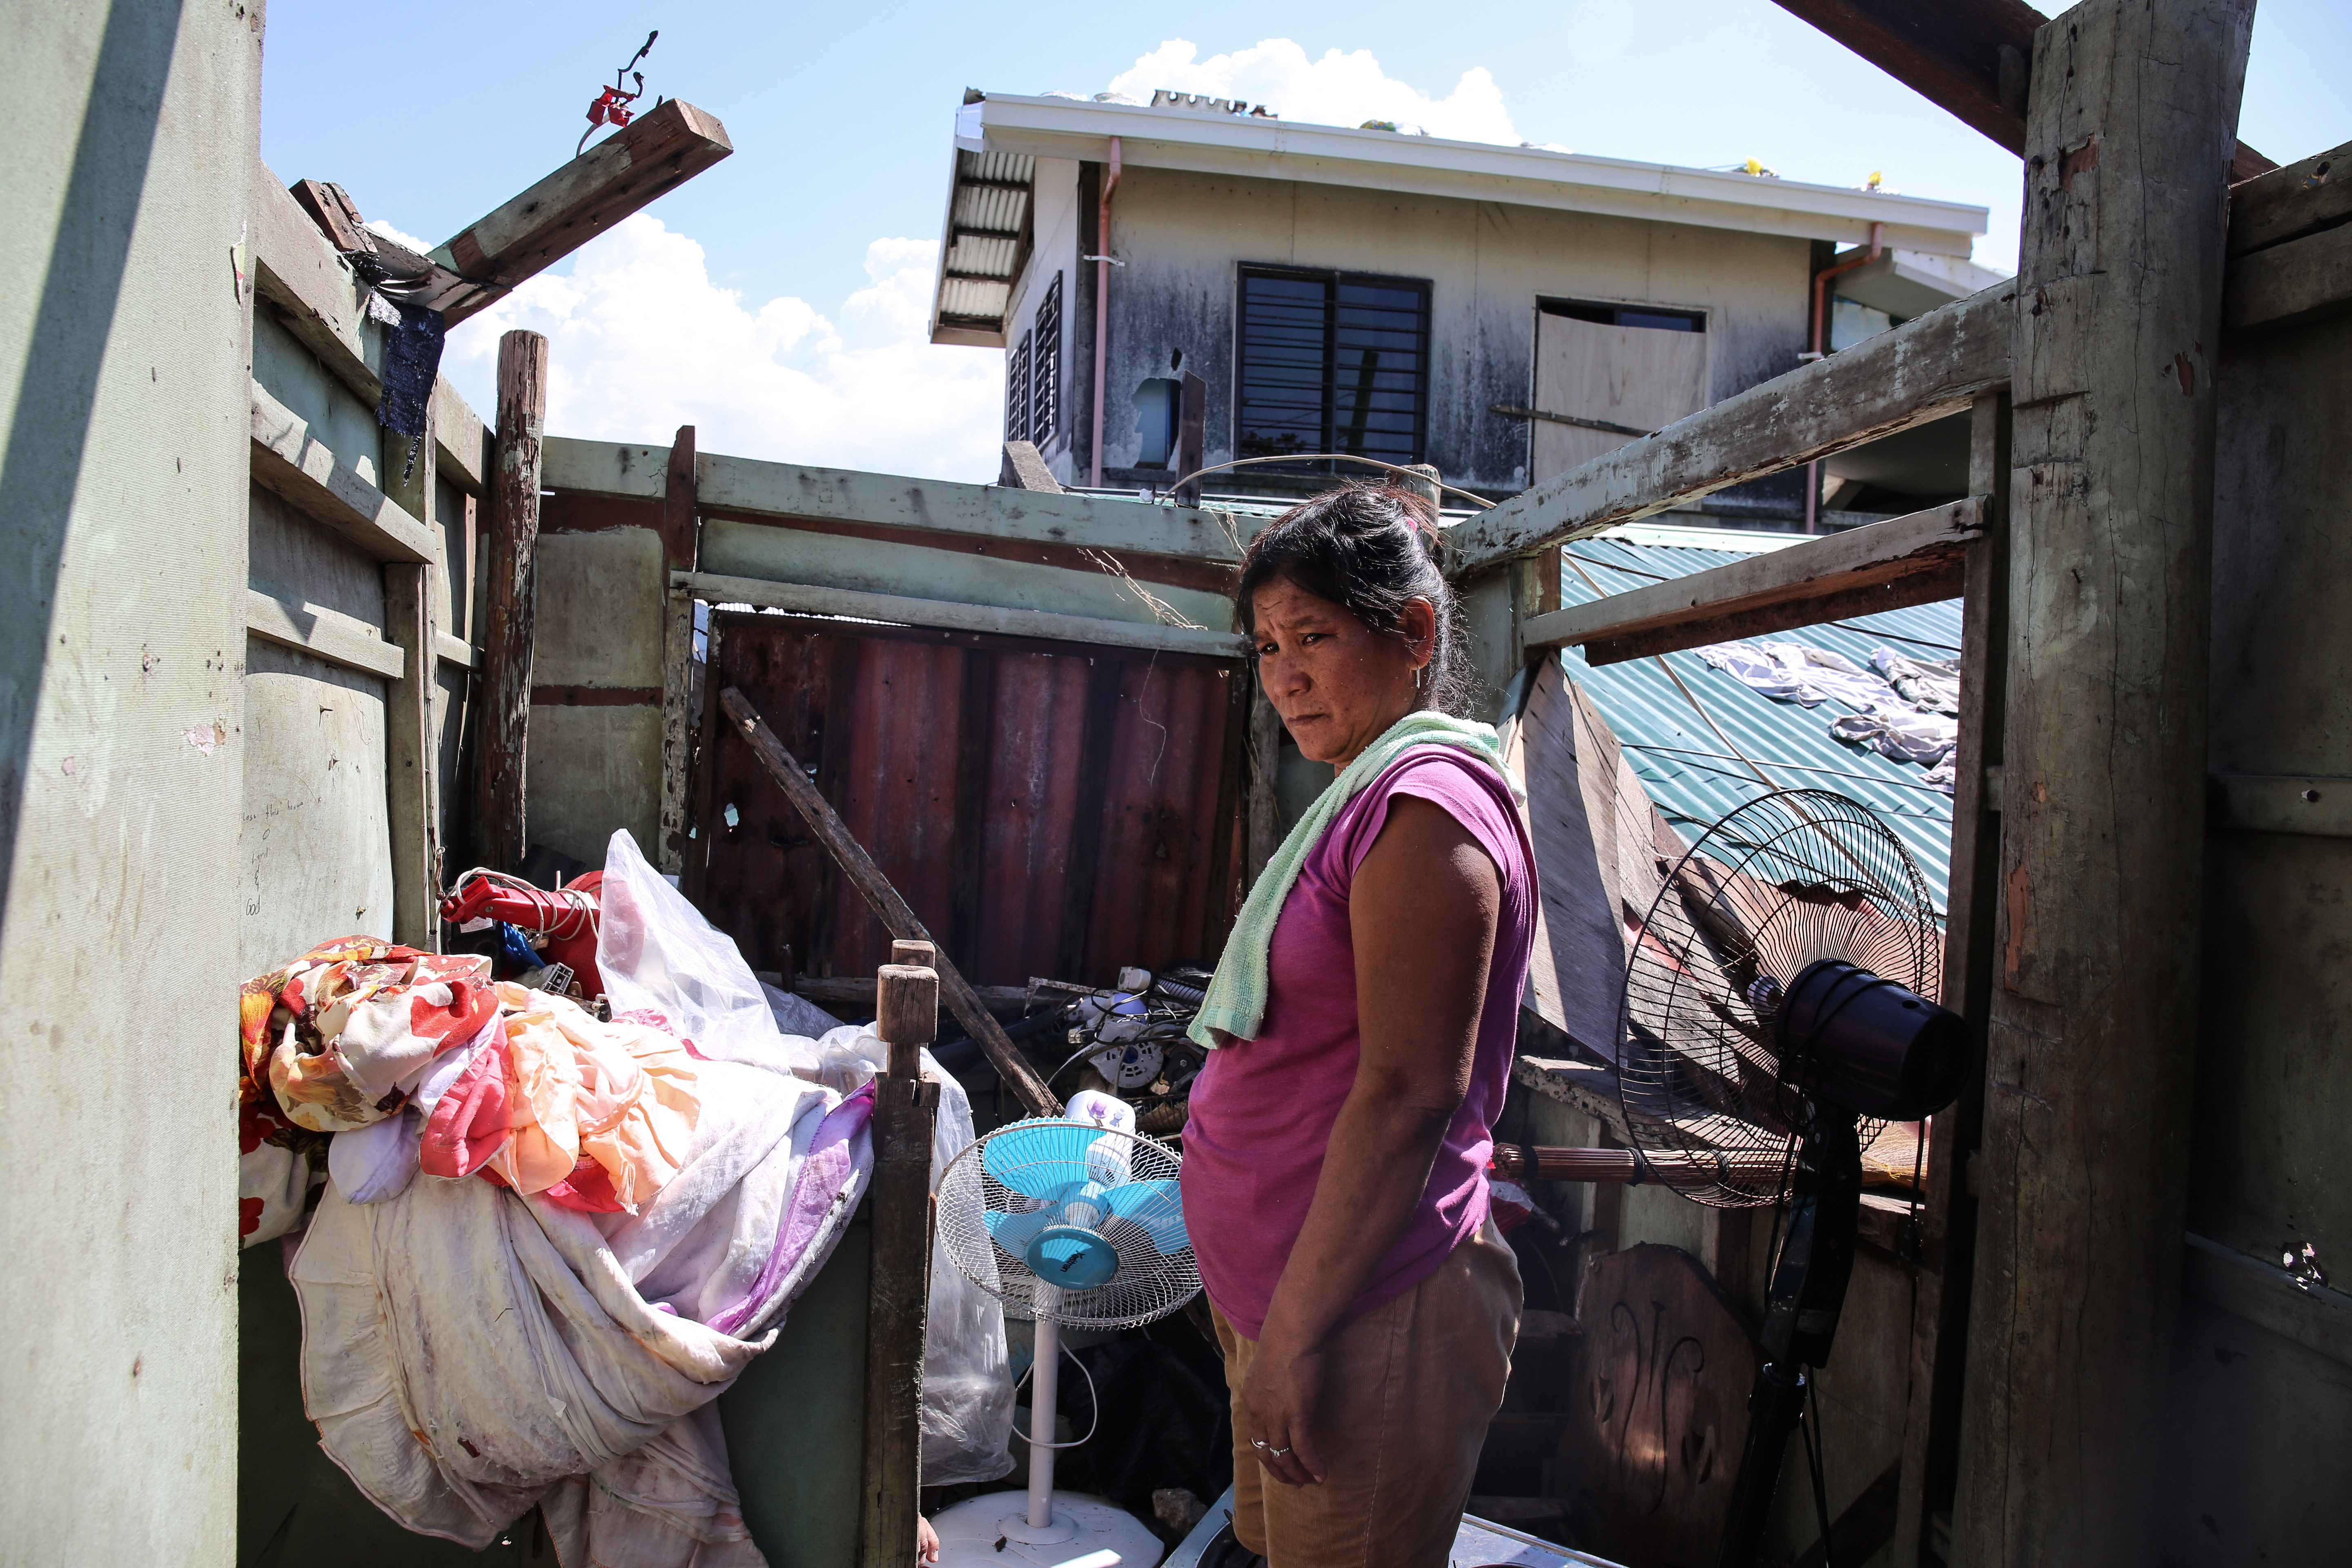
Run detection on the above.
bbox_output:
[1238,794,1501,1487]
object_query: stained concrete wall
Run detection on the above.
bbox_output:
[1033,161,1812,494]
[0,0,261,1559]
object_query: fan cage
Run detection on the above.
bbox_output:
[935,1122,1201,1331]
[1616,789,1942,1208]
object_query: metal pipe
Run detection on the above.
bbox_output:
[1803,220,1883,534]
[1088,138,1123,488]
[1027,1314,1062,1529]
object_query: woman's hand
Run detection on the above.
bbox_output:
[1238,1330,1330,1488]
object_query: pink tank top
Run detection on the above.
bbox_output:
[1180,746,1536,1338]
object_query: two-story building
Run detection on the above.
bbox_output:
[931,89,2003,525]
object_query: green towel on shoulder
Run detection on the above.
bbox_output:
[1189,708,1524,1048]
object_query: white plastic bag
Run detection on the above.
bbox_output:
[811,1026,1017,1486]
[597,830,817,1076]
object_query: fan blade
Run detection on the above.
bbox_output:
[985,1207,1058,1254]
[1100,1178,1188,1254]
[981,1121,1100,1201]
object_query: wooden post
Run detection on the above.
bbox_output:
[719,685,1062,1117]
[1891,390,2010,1568]
[1953,4,2250,1564]
[477,330,548,873]
[861,960,941,1568]
[383,410,442,946]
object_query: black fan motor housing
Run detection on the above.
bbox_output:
[1777,958,1968,1120]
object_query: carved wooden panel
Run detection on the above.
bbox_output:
[1557,1243,1760,1568]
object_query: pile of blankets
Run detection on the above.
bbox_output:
[236,838,885,1567]
[1695,641,1963,791]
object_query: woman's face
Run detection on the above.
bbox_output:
[1250,577,1434,768]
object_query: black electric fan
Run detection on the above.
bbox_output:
[1614,789,1968,1568]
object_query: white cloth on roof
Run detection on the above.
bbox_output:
[1696,639,1962,793]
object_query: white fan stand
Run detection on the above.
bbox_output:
[929,1291,1167,1568]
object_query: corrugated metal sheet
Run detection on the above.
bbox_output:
[952,183,1029,235]
[1554,526,1964,910]
[944,234,1020,280]
[687,612,1245,990]
[937,277,1011,321]
[958,149,1036,185]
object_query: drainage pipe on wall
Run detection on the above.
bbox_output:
[1802,220,1883,533]
[1088,138,1123,488]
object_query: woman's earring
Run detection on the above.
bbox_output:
[1415,663,1429,693]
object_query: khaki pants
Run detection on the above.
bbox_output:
[1211,1220,1521,1568]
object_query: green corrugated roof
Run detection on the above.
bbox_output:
[1555,523,1963,911]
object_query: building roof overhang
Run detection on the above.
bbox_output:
[929,91,1991,345]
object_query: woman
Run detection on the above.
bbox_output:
[1181,482,1538,1568]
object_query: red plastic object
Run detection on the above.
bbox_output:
[440,871,606,999]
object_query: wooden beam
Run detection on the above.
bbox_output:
[1452,285,2013,572]
[2208,773,2352,837]
[675,571,1244,660]
[431,100,734,326]
[2227,138,2352,257]
[998,439,1062,492]
[1524,497,1983,664]
[243,589,406,681]
[718,686,1062,1118]
[248,380,434,564]
[477,331,549,873]
[2223,219,2352,334]
[383,403,443,950]
[1891,392,2009,1568]
[859,962,939,1568]
[430,375,490,494]
[658,587,695,874]
[1770,0,2273,177]
[546,437,1256,566]
[1954,5,2249,1564]
[660,424,699,571]
[252,165,379,408]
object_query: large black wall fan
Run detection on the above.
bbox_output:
[1616,789,1968,1568]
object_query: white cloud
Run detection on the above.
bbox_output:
[1109,39,1519,145]
[439,216,1004,482]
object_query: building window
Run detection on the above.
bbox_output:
[1237,266,1430,469]
[1031,273,1062,446]
[1006,331,1031,445]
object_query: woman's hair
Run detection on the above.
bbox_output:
[1234,480,1480,719]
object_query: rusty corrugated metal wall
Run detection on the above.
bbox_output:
[685,612,1245,991]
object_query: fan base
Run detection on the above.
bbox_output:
[931,1490,1166,1568]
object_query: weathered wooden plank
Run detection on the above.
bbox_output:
[431,100,734,326]
[1771,0,2272,179]
[430,375,489,494]
[859,962,938,1568]
[658,587,694,875]
[248,380,434,564]
[1891,392,2009,1568]
[675,571,1243,660]
[2181,1232,2352,1371]
[251,164,380,408]
[718,686,1061,1118]
[2227,137,2352,257]
[2208,773,2352,837]
[1955,6,2250,1565]
[435,632,476,670]
[2223,219,2352,334]
[548,437,1256,566]
[242,589,406,681]
[1523,497,1984,664]
[383,404,443,950]
[660,424,699,570]
[1452,286,2013,571]
[477,331,549,872]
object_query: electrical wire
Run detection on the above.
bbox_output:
[446,866,601,941]
[1006,1339,1101,1451]
[1161,453,1500,514]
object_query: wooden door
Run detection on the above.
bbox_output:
[1531,314,1709,481]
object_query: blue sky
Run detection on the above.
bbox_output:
[258,0,2349,480]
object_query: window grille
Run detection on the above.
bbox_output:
[1237,267,1430,469]
[1006,330,1032,445]
[1031,274,1062,447]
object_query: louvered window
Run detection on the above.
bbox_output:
[1236,267,1430,469]
[1006,330,1032,445]
[1030,274,1062,447]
